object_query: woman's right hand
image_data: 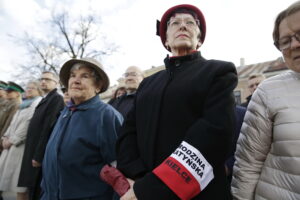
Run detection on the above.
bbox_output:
[2,137,12,149]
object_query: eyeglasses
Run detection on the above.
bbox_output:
[167,19,200,29]
[39,78,57,83]
[274,30,300,51]
[123,72,140,77]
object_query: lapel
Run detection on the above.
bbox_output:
[36,89,57,108]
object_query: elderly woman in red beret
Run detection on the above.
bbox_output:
[116,4,238,200]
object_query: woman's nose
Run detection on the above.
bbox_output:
[73,76,81,83]
[290,36,300,49]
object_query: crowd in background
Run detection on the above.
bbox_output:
[1,1,300,200]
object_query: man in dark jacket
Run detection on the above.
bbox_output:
[240,73,265,107]
[111,66,143,118]
[225,105,246,182]
[18,71,64,200]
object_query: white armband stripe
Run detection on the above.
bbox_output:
[170,141,214,190]
[153,141,214,199]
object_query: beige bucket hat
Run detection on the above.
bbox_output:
[59,58,110,93]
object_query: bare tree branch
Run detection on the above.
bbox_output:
[52,13,76,58]
[10,9,118,82]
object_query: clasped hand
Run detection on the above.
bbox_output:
[2,137,12,149]
[120,179,137,200]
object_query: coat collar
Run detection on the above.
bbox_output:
[164,51,204,72]
[67,95,101,111]
[37,88,58,107]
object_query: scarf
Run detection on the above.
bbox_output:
[19,96,40,109]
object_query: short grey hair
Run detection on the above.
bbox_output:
[42,71,59,82]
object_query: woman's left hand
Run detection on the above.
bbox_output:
[32,160,42,167]
[120,179,137,200]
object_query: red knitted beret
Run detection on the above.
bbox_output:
[157,4,206,51]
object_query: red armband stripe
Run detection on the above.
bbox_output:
[153,157,200,200]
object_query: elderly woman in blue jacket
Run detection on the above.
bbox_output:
[41,58,123,200]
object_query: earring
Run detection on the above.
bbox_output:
[165,41,169,48]
[196,41,202,49]
[165,44,171,51]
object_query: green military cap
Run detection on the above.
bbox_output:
[0,80,7,90]
[5,81,25,93]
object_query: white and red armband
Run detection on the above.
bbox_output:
[153,141,214,200]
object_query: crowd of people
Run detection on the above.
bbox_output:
[0,1,300,200]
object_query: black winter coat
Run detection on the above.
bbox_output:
[18,89,64,188]
[116,52,237,200]
[110,93,135,119]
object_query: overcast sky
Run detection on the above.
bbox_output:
[0,0,297,85]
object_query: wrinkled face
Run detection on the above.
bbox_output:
[68,66,100,105]
[6,91,20,100]
[25,83,40,99]
[248,77,264,94]
[40,72,57,93]
[165,13,201,54]
[0,89,6,98]
[124,67,143,91]
[279,11,300,72]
